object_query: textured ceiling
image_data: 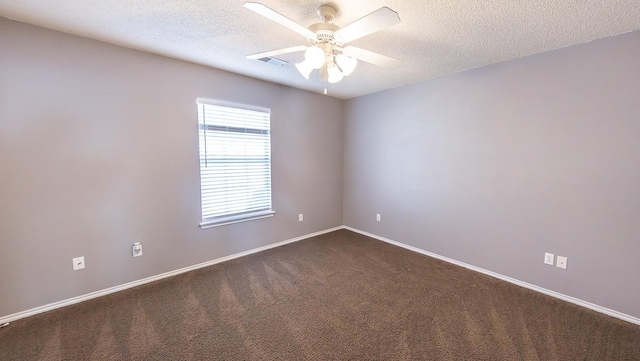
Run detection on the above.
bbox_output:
[1,1,640,99]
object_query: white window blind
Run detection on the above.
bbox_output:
[197,100,274,228]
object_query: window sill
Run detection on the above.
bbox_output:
[199,210,275,229]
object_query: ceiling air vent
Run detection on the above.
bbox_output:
[257,57,288,66]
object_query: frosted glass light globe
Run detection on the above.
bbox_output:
[336,54,357,76]
[327,63,344,84]
[295,60,313,79]
[305,46,326,69]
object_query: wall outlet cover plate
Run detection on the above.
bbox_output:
[132,242,142,257]
[544,252,554,265]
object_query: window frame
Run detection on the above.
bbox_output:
[196,98,275,229]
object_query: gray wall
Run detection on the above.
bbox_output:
[344,30,640,318]
[0,18,343,317]
[3,14,640,321]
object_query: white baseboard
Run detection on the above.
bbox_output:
[0,226,345,324]
[344,226,640,327]
[5,225,638,327]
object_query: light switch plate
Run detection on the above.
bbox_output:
[72,256,85,271]
[556,256,568,269]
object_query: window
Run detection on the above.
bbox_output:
[197,99,274,228]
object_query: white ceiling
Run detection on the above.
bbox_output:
[2,1,640,99]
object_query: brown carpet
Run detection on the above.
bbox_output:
[1,230,639,360]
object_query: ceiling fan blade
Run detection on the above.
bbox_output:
[246,46,307,60]
[334,7,400,44]
[244,2,316,40]
[342,46,403,69]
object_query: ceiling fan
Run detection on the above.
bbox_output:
[244,2,402,87]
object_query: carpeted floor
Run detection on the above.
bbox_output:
[1,229,639,360]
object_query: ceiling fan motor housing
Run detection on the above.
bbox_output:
[308,4,344,48]
[308,23,341,45]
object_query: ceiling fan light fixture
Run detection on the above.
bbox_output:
[295,60,313,79]
[305,46,326,69]
[244,3,403,86]
[327,63,344,84]
[319,65,329,82]
[336,54,357,76]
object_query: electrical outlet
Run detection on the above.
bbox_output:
[298,214,303,222]
[72,256,85,271]
[544,252,554,265]
[376,214,381,222]
[132,242,142,257]
[556,256,568,269]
